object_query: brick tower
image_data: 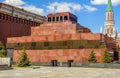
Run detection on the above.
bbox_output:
[104,0,115,37]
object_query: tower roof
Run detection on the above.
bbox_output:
[107,0,113,11]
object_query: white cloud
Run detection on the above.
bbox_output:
[84,5,98,12]
[21,5,44,15]
[2,0,98,15]
[3,0,44,15]
[46,2,83,13]
[90,0,120,5]
[3,0,25,6]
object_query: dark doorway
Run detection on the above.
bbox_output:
[113,51,119,61]
[6,48,14,61]
[51,60,58,66]
[68,60,73,67]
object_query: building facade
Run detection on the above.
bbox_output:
[0,3,45,45]
[6,12,114,65]
[0,3,45,22]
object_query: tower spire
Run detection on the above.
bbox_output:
[107,0,113,11]
[104,0,115,38]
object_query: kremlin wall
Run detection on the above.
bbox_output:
[0,3,45,46]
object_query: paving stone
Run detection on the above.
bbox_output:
[0,67,120,78]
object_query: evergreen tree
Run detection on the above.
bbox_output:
[17,47,30,67]
[88,50,97,63]
[102,49,111,63]
[0,42,5,57]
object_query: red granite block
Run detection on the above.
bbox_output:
[13,49,104,63]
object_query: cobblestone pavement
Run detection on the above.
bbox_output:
[0,67,120,78]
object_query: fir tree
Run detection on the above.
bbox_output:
[88,50,97,63]
[0,42,5,57]
[102,49,111,63]
[17,47,30,67]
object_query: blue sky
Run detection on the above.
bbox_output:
[0,0,120,33]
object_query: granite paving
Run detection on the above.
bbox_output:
[0,67,120,78]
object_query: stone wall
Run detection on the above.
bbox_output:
[31,22,76,36]
[13,49,104,63]
[13,62,120,68]
[0,57,11,67]
[0,13,41,45]
[7,33,102,43]
[72,63,120,68]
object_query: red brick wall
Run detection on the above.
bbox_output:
[13,49,104,63]
[0,19,31,37]
[0,13,40,45]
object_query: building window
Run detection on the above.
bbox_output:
[56,17,59,21]
[44,42,49,47]
[64,16,68,20]
[70,16,77,23]
[17,43,20,46]
[53,17,55,22]
[48,17,51,22]
[15,15,18,17]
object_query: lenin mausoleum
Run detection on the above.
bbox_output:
[0,0,120,66]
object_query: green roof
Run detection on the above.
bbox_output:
[107,0,113,11]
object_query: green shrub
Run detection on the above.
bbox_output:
[17,47,30,67]
[0,42,5,57]
[102,49,111,63]
[88,50,97,63]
